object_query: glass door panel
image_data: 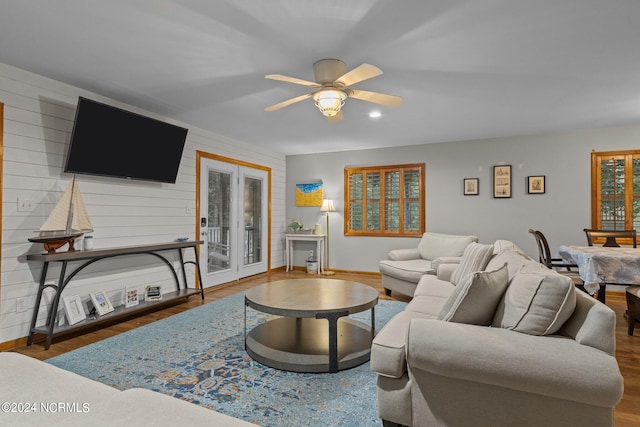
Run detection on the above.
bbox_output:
[238,166,268,278]
[207,168,231,273]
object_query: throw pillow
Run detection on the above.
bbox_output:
[492,263,576,335]
[438,263,509,325]
[450,242,495,286]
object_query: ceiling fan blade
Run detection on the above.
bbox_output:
[265,74,321,88]
[327,110,343,123]
[264,93,313,112]
[334,64,383,88]
[348,89,403,107]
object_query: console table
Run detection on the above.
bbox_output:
[284,234,325,274]
[26,240,205,349]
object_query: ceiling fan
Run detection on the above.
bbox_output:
[264,59,402,122]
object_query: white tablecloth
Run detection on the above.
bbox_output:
[557,245,640,293]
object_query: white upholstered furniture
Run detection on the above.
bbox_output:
[0,352,254,427]
[378,232,478,297]
[371,240,624,427]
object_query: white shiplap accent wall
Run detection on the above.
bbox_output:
[0,63,286,345]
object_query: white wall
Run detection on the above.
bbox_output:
[0,63,286,345]
[286,125,640,271]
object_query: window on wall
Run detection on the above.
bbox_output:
[591,150,640,243]
[344,163,425,237]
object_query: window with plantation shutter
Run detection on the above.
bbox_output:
[591,150,640,245]
[345,163,425,236]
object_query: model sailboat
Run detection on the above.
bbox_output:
[28,176,93,254]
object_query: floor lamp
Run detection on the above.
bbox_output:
[320,199,336,275]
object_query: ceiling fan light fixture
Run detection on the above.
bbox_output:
[313,89,347,117]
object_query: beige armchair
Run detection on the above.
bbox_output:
[378,232,478,297]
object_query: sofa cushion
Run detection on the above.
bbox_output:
[416,232,478,260]
[493,263,577,335]
[414,274,456,298]
[485,244,536,281]
[438,263,509,325]
[379,259,434,283]
[450,242,495,286]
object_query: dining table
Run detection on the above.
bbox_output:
[557,245,640,298]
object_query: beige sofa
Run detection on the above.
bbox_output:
[0,352,254,427]
[379,232,478,297]
[371,240,624,427]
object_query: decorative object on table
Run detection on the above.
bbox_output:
[63,294,86,325]
[83,234,94,250]
[313,223,323,235]
[463,178,479,196]
[125,286,139,308]
[28,175,94,254]
[583,228,637,248]
[145,285,162,301]
[175,237,189,242]
[493,165,512,198]
[289,219,304,233]
[306,251,318,274]
[527,175,546,194]
[90,291,115,316]
[295,181,324,206]
[320,199,336,276]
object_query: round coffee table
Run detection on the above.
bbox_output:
[244,279,378,373]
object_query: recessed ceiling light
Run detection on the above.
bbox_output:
[369,111,382,119]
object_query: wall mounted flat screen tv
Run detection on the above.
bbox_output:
[64,97,188,183]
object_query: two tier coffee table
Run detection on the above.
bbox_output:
[244,279,378,373]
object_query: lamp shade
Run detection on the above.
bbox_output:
[320,199,336,212]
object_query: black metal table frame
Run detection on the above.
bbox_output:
[26,241,205,349]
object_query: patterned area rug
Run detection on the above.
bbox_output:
[47,291,406,426]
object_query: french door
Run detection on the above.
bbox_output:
[198,155,269,288]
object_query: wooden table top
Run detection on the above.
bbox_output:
[244,279,378,318]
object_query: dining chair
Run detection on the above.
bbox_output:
[583,229,637,248]
[527,229,586,292]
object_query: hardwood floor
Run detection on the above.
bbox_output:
[8,270,640,426]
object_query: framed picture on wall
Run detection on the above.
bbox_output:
[493,165,512,198]
[295,181,323,206]
[463,178,479,195]
[527,175,546,194]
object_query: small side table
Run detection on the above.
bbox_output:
[626,286,640,336]
[284,234,325,274]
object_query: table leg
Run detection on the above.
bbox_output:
[28,262,50,346]
[371,306,376,334]
[627,290,637,336]
[286,238,292,272]
[316,239,321,275]
[317,310,348,373]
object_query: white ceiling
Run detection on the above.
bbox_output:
[2,0,640,155]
